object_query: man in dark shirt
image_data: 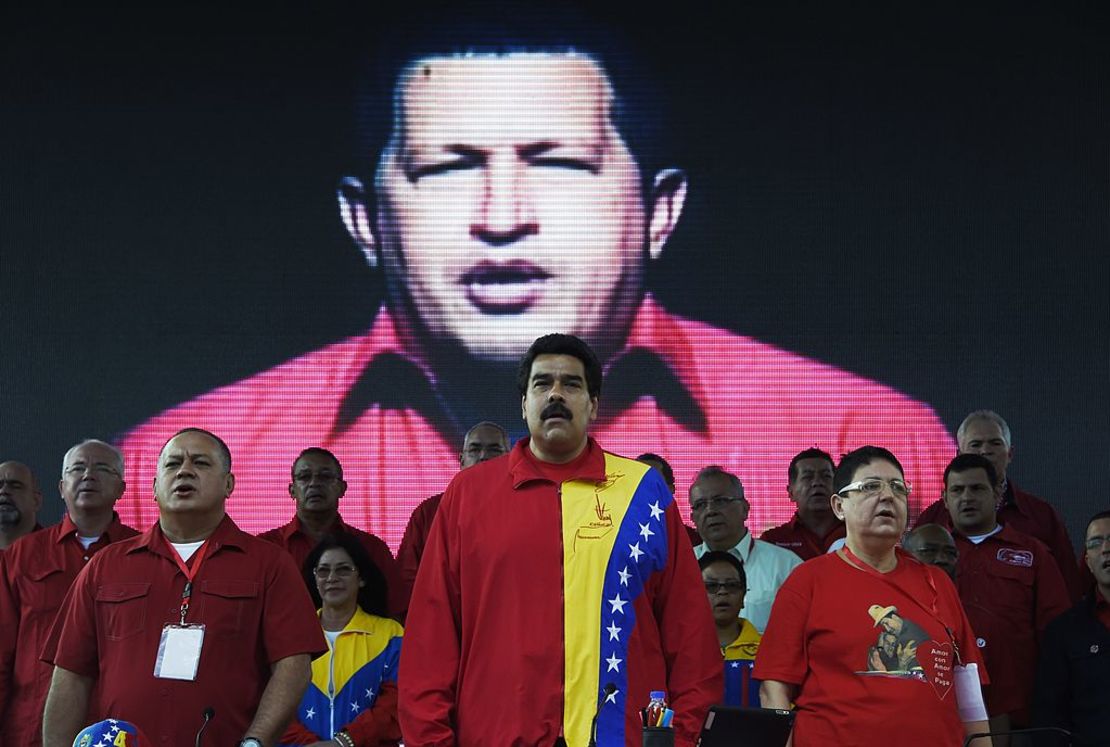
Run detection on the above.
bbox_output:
[1033,509,1110,745]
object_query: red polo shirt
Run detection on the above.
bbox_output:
[759,512,846,560]
[257,513,405,618]
[395,492,443,609]
[953,524,1071,720]
[0,513,138,746]
[915,482,1083,602]
[44,515,327,747]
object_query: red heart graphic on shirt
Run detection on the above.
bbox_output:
[916,639,954,700]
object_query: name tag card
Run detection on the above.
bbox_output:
[154,624,205,681]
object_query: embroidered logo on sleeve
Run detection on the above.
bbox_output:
[996,548,1034,567]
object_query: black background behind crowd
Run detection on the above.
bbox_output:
[2,2,1106,545]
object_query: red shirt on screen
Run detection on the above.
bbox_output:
[952,524,1071,719]
[114,297,956,550]
[256,512,405,619]
[0,513,137,747]
[753,549,987,747]
[43,515,327,747]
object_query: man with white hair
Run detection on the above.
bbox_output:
[914,409,1082,600]
[0,439,138,746]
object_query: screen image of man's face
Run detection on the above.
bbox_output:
[370,53,655,362]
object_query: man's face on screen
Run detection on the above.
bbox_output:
[373,53,650,361]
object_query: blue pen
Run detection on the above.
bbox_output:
[661,708,674,728]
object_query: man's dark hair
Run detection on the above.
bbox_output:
[689,465,745,501]
[636,452,674,487]
[293,447,344,479]
[1088,509,1110,531]
[347,4,672,211]
[942,453,997,490]
[698,550,746,588]
[161,428,232,473]
[302,533,389,617]
[517,333,603,398]
[788,447,835,482]
[833,446,903,494]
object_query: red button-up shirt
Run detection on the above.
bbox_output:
[916,482,1084,602]
[114,298,956,550]
[257,512,405,619]
[0,513,138,746]
[759,512,846,561]
[395,492,443,608]
[953,524,1071,719]
[44,515,327,747]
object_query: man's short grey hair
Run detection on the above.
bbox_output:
[61,439,125,477]
[956,410,1012,448]
[689,465,745,500]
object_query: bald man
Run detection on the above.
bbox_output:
[904,523,958,581]
[0,461,42,550]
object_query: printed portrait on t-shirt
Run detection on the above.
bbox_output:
[860,604,930,678]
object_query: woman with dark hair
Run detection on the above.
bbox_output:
[281,534,402,747]
[755,446,992,746]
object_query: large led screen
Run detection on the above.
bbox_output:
[3,3,1106,551]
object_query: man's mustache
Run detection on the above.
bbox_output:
[541,403,573,421]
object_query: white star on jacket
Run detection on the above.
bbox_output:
[648,501,664,521]
[606,652,623,672]
[629,542,644,561]
[638,522,655,541]
[617,566,631,586]
[606,621,622,641]
[608,593,628,614]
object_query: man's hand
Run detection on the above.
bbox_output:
[242,654,312,746]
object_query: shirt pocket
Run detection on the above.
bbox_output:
[986,562,1035,618]
[199,579,259,635]
[95,582,151,641]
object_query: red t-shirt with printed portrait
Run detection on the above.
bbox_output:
[754,549,988,747]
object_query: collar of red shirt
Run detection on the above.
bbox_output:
[279,512,355,541]
[54,511,130,544]
[1000,481,1035,518]
[331,296,710,444]
[128,513,246,559]
[508,437,608,488]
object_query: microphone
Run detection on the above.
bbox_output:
[195,707,215,747]
[962,725,1079,747]
[588,683,618,747]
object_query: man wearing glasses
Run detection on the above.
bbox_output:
[258,447,404,618]
[1034,509,1110,743]
[0,440,138,746]
[690,465,801,632]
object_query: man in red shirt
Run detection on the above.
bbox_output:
[0,460,42,550]
[395,421,508,607]
[760,448,845,560]
[399,334,721,747]
[916,409,1083,601]
[941,453,1070,738]
[41,428,325,747]
[257,447,404,618]
[112,15,956,551]
[0,440,138,747]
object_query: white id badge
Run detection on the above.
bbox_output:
[154,624,205,681]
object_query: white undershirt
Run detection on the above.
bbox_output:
[966,524,1003,545]
[170,540,205,562]
[324,630,341,647]
[77,535,99,549]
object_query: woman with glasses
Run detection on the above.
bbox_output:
[281,534,402,747]
[699,551,762,707]
[754,446,993,746]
